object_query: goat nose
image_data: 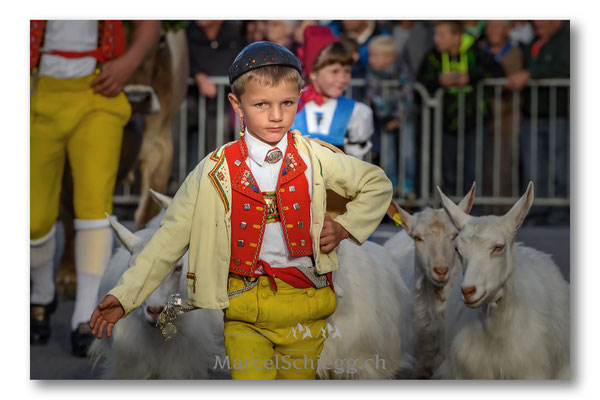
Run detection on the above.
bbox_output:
[461,286,477,300]
[433,266,449,279]
[146,306,164,316]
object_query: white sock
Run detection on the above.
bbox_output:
[71,221,113,330]
[30,226,56,305]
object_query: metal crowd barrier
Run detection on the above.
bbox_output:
[114,76,570,210]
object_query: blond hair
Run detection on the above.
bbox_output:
[231,65,303,98]
[368,35,396,56]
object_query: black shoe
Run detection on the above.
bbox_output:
[71,322,95,357]
[30,296,58,345]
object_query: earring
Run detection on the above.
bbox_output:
[239,116,245,136]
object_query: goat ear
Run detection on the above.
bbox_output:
[457,181,476,214]
[104,212,141,254]
[387,200,415,233]
[437,186,471,230]
[149,189,173,209]
[502,181,535,234]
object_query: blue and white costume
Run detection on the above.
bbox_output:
[292,95,374,160]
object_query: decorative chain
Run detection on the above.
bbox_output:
[156,293,197,341]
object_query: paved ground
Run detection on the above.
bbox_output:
[30,222,570,380]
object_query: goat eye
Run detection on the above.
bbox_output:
[413,236,423,242]
[491,245,505,255]
[174,265,183,272]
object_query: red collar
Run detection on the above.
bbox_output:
[298,84,326,111]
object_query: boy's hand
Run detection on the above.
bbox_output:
[456,73,470,87]
[91,54,137,97]
[320,214,350,254]
[439,72,456,87]
[90,295,125,339]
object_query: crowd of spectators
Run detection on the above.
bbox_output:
[182,20,570,221]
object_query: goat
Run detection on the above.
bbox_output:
[316,239,414,379]
[88,216,226,379]
[437,182,570,379]
[384,183,475,378]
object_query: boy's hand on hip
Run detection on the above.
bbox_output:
[91,55,137,97]
[320,214,350,254]
[89,295,125,339]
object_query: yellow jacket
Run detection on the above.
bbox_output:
[109,131,393,315]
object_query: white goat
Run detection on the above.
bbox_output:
[384,184,475,378]
[316,239,414,379]
[88,216,227,379]
[438,182,570,379]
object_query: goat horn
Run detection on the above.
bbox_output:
[149,189,173,209]
[104,212,142,254]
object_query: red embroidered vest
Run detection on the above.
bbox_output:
[30,20,126,70]
[225,132,313,276]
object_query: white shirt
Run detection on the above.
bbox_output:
[39,20,98,79]
[303,99,374,159]
[244,129,314,269]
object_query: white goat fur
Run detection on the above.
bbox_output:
[383,185,475,378]
[439,183,570,379]
[316,240,415,379]
[88,224,226,379]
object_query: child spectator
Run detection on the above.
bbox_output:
[292,26,374,160]
[417,20,503,195]
[481,20,523,210]
[90,41,393,380]
[366,35,416,196]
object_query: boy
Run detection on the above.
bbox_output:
[365,35,415,196]
[90,41,393,380]
[417,20,502,195]
[293,26,374,160]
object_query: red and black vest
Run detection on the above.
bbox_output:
[225,131,313,277]
[30,20,126,70]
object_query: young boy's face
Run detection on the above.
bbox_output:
[368,50,395,71]
[434,23,461,52]
[310,62,352,99]
[229,78,300,146]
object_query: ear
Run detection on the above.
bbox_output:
[502,181,535,234]
[227,93,243,118]
[457,181,476,214]
[149,189,172,209]
[104,212,141,254]
[437,186,471,230]
[386,200,415,234]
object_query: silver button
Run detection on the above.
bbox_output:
[293,203,300,210]
[240,222,247,229]
[289,186,296,192]
[234,160,242,166]
[300,240,305,246]
[234,259,241,266]
[297,221,304,228]
[244,204,250,210]
[218,296,226,302]
[238,240,244,247]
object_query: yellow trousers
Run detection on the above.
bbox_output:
[30,73,131,240]
[223,274,336,380]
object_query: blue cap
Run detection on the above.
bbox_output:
[229,41,302,85]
